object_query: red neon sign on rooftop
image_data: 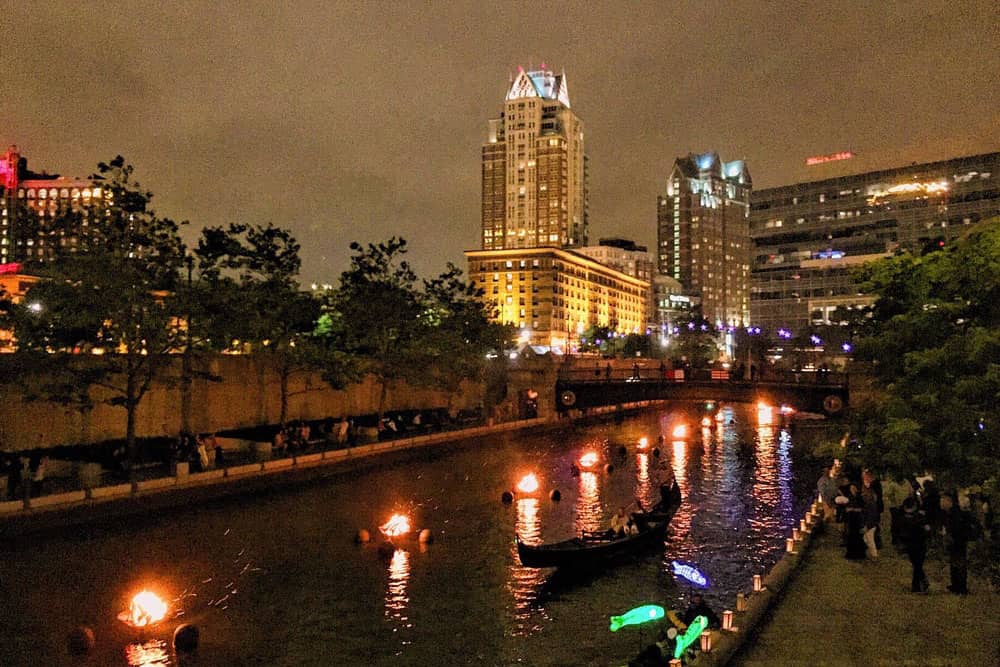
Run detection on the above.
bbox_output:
[806,151,855,166]
[0,262,23,275]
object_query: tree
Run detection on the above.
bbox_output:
[668,317,720,369]
[322,238,510,420]
[195,223,340,425]
[848,218,1000,490]
[4,157,185,479]
[421,262,516,412]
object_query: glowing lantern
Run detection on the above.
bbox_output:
[517,473,539,494]
[700,630,712,652]
[752,574,763,592]
[638,437,649,449]
[671,424,687,439]
[674,615,708,658]
[119,590,168,628]
[722,609,734,630]
[671,560,710,588]
[380,513,411,538]
[579,451,599,469]
[608,604,665,632]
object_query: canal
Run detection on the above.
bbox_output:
[0,402,823,666]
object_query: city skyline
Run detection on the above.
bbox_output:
[2,2,996,283]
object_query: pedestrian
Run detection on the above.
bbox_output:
[861,483,880,560]
[863,468,884,548]
[631,362,641,381]
[900,497,930,592]
[605,362,612,380]
[841,484,866,560]
[941,493,978,594]
[195,435,209,472]
[817,464,839,522]
[336,418,349,445]
[28,452,46,497]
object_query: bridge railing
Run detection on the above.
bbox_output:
[556,365,847,388]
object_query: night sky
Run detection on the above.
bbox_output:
[2,2,997,283]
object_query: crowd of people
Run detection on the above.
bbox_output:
[2,451,48,500]
[819,461,989,594]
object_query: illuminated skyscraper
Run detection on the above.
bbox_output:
[656,152,751,327]
[1,146,98,265]
[481,65,588,250]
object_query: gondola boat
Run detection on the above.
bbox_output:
[515,493,681,569]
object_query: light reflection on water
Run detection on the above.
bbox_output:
[124,639,170,667]
[573,471,602,535]
[5,403,824,666]
[508,497,548,634]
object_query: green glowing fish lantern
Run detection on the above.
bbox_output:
[674,615,708,658]
[608,604,665,632]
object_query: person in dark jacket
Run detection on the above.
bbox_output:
[680,592,721,629]
[843,484,867,560]
[941,494,977,594]
[900,497,930,592]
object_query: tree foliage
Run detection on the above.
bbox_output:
[4,157,185,475]
[320,238,512,418]
[848,219,1000,489]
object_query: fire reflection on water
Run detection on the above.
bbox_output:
[508,497,548,634]
[634,453,655,510]
[574,471,602,535]
[124,639,170,667]
[384,548,412,633]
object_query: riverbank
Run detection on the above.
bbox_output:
[734,521,999,666]
[0,401,662,536]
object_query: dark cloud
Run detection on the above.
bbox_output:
[2,1,997,283]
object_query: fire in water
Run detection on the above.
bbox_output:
[579,451,599,469]
[671,424,688,439]
[517,473,539,494]
[757,402,774,426]
[119,590,168,628]
[381,513,411,538]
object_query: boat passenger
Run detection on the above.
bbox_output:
[610,509,628,537]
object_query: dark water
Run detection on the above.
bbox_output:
[0,403,821,666]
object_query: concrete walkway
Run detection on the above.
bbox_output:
[735,524,998,667]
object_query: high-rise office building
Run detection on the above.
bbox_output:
[480,65,587,251]
[1,146,99,265]
[470,66,644,350]
[656,152,751,327]
[750,152,1000,330]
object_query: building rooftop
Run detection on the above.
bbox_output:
[506,66,571,108]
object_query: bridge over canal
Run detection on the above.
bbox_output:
[550,365,850,417]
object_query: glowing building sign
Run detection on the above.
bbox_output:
[806,151,855,166]
[674,615,708,658]
[671,560,710,588]
[867,180,949,204]
[609,604,665,632]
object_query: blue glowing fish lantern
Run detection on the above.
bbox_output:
[671,560,710,589]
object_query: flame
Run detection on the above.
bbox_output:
[579,451,599,469]
[517,473,539,494]
[120,590,168,628]
[757,402,774,425]
[780,404,795,415]
[638,437,649,449]
[701,417,712,428]
[380,513,411,538]
[671,424,688,439]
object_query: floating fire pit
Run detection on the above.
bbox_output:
[118,591,168,629]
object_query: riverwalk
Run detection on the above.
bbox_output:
[735,522,999,667]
